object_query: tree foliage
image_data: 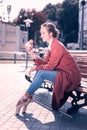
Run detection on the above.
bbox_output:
[13,8,47,41]
[13,0,79,46]
[43,3,57,21]
[57,0,79,44]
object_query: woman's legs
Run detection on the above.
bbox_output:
[16,70,57,115]
[16,92,32,116]
[27,70,57,95]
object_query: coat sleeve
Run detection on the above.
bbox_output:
[34,51,50,65]
[35,42,64,70]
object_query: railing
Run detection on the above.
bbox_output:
[0,51,29,69]
[1,50,87,69]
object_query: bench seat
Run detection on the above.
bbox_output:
[76,82,87,93]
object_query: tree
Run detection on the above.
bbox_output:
[57,0,79,45]
[43,3,57,21]
[13,8,47,46]
[13,0,79,46]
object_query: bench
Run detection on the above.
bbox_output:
[25,50,87,114]
[42,50,87,114]
[66,50,87,114]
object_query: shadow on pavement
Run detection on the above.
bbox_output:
[16,88,87,130]
[16,109,87,130]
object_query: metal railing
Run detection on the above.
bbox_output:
[0,51,29,69]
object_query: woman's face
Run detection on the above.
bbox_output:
[40,26,52,43]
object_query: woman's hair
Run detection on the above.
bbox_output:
[41,22,59,38]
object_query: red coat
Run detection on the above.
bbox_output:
[34,38,81,109]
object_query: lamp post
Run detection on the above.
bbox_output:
[80,0,86,50]
[7,5,11,22]
[24,18,33,69]
[24,18,33,40]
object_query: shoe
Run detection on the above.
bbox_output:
[15,92,32,116]
[22,97,33,115]
[25,75,32,82]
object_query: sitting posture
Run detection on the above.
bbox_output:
[15,22,81,116]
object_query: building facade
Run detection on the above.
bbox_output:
[0,21,28,58]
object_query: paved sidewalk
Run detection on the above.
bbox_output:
[0,63,87,130]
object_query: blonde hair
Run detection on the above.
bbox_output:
[41,22,59,38]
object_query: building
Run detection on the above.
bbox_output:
[78,0,87,50]
[0,21,28,58]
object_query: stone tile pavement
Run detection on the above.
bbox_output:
[0,63,87,130]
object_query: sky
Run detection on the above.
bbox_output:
[0,0,64,21]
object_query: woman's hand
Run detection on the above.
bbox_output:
[28,49,37,60]
[25,44,37,60]
[25,42,33,54]
[25,39,33,51]
[28,66,36,77]
[25,40,36,59]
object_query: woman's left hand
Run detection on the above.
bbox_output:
[28,66,36,77]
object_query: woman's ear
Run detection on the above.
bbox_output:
[50,32,53,37]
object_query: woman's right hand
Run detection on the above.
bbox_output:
[25,40,37,59]
[25,42,33,53]
[28,66,36,77]
[28,49,37,60]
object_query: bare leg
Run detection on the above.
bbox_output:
[15,92,32,116]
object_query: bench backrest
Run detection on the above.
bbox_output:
[70,51,87,82]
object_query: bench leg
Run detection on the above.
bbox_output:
[67,90,87,114]
[41,81,53,92]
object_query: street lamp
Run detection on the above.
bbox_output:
[7,5,11,22]
[80,0,86,50]
[24,18,33,69]
[24,18,33,40]
[24,18,33,28]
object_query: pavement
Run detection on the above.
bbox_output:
[0,63,87,130]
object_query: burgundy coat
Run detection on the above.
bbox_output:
[34,38,81,109]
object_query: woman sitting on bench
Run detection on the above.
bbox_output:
[15,22,81,116]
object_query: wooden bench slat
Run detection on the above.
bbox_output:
[76,86,87,93]
[81,81,87,88]
[81,77,87,82]
[81,73,87,79]
[76,81,87,93]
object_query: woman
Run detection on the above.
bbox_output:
[16,22,81,116]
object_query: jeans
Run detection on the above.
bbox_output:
[27,70,57,95]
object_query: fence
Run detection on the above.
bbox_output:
[0,51,29,69]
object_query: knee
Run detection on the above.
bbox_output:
[37,70,44,77]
